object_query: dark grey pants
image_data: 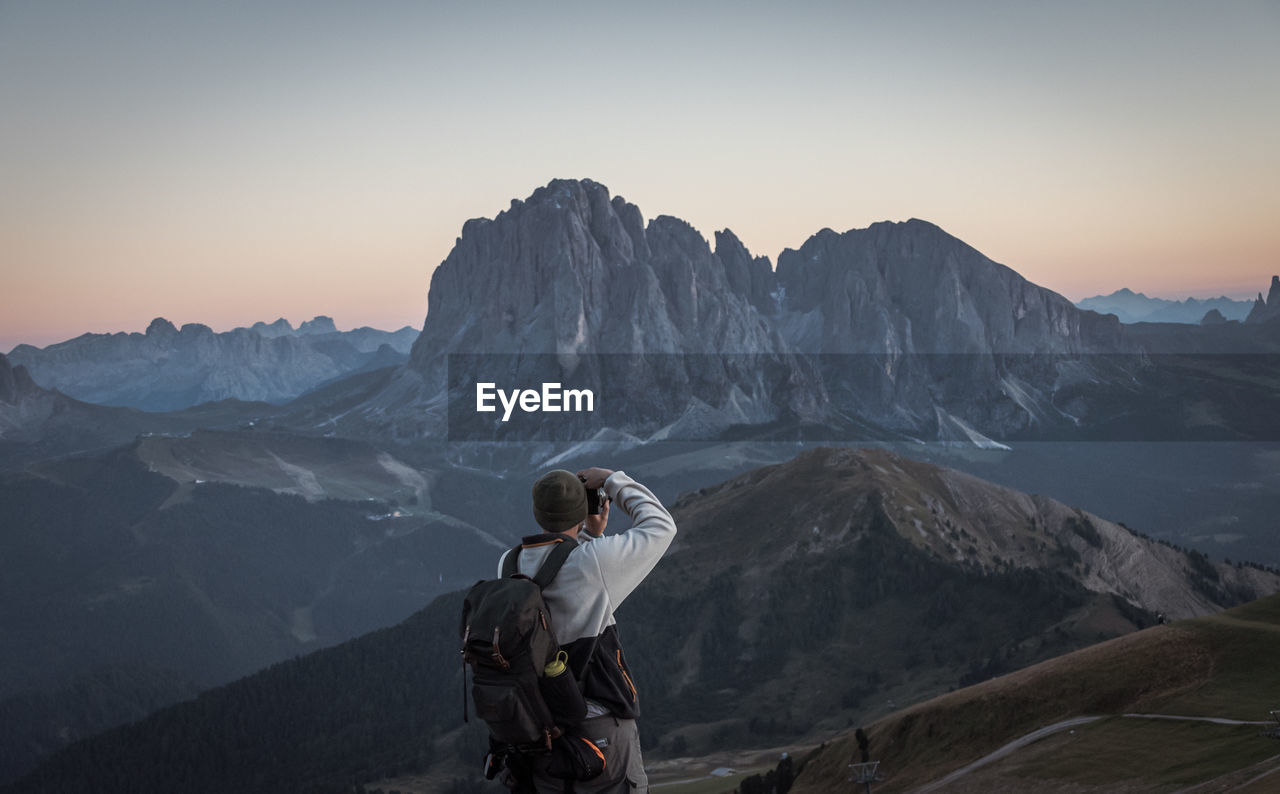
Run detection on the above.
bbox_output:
[531,714,647,793]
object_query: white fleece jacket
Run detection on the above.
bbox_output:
[497,470,677,646]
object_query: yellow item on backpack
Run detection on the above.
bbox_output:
[544,650,569,677]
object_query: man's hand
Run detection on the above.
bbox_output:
[584,497,609,538]
[576,467,614,490]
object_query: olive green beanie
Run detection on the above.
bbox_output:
[532,469,587,532]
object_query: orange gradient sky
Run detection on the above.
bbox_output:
[2,1,1278,352]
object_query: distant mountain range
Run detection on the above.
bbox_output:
[6,317,418,412]
[6,180,1278,445]
[0,351,268,469]
[1076,288,1253,324]
[6,446,1275,792]
[4,178,1280,790]
[293,178,1280,446]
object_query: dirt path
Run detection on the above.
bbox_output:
[914,716,1104,792]
[914,713,1275,792]
[1123,713,1272,726]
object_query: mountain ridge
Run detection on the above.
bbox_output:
[7,318,419,412]
[11,179,1279,446]
[1077,288,1253,324]
[344,178,1276,445]
[7,445,1275,792]
[792,594,1280,792]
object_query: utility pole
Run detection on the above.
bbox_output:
[1262,710,1280,739]
[848,761,882,793]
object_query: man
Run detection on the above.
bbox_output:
[498,466,677,793]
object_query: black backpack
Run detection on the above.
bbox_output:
[460,536,587,752]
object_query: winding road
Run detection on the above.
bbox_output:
[914,713,1279,792]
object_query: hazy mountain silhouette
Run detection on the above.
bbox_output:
[7,318,417,412]
[1077,288,1252,324]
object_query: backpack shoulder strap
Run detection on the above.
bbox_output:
[502,534,579,588]
[532,536,578,590]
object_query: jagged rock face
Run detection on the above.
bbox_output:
[384,179,1277,443]
[766,220,1128,436]
[714,229,776,315]
[250,318,295,338]
[0,353,38,406]
[0,352,61,446]
[1246,275,1280,324]
[409,179,826,436]
[298,316,338,335]
[774,220,1112,355]
[412,179,789,362]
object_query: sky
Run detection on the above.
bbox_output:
[2,0,1278,352]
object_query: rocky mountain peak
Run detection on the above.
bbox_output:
[298,316,338,335]
[672,445,1275,620]
[713,228,775,313]
[1245,275,1280,324]
[251,318,295,337]
[0,352,38,404]
[403,177,824,437]
[774,217,1093,354]
[410,178,791,366]
[145,318,178,338]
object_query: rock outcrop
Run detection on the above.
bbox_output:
[1245,275,1280,324]
[0,353,38,406]
[407,179,826,439]
[365,179,1272,443]
[773,220,1112,355]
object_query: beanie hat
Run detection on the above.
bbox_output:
[532,469,587,532]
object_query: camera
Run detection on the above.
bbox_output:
[583,480,608,515]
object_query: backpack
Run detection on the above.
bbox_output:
[460,536,587,752]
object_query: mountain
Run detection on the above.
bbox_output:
[769,220,1133,440]
[774,221,1117,356]
[0,433,509,784]
[283,179,1280,448]
[6,317,418,412]
[0,432,505,699]
[397,178,826,442]
[0,352,274,470]
[0,354,41,434]
[9,446,1275,792]
[7,179,1277,447]
[1077,288,1253,324]
[1245,275,1280,324]
[792,593,1280,792]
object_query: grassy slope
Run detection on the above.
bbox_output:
[792,594,1280,793]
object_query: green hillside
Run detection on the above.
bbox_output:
[0,442,501,785]
[7,448,1278,793]
[793,594,1280,792]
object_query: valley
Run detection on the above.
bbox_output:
[2,179,1279,791]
